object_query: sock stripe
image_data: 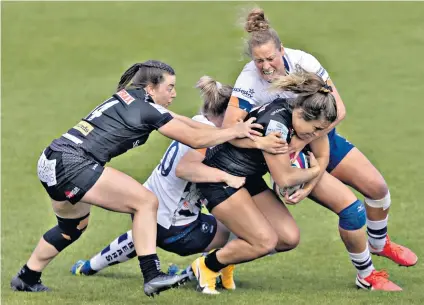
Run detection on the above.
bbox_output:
[100,245,111,255]
[367,227,387,236]
[367,231,387,239]
[354,260,373,271]
[352,257,371,266]
[118,232,128,244]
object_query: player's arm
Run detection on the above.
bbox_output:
[168,111,216,130]
[158,117,262,149]
[301,135,330,193]
[175,149,245,188]
[264,151,320,189]
[222,96,288,153]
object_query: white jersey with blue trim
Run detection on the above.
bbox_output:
[231,48,330,112]
[144,114,214,229]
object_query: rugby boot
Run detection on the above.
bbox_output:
[143,272,188,297]
[191,256,220,295]
[10,275,50,292]
[355,270,402,291]
[370,235,418,267]
[70,260,97,276]
[218,264,236,290]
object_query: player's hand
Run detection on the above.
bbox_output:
[288,135,308,161]
[257,132,288,154]
[233,117,263,140]
[284,188,311,205]
[308,151,319,168]
[223,174,246,189]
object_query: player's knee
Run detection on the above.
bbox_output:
[365,190,391,210]
[130,192,158,213]
[255,231,278,256]
[43,213,90,252]
[275,228,300,252]
[338,200,366,231]
[366,178,389,200]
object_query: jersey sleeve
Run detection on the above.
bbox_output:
[256,104,291,142]
[144,103,174,129]
[230,68,258,112]
[296,50,330,82]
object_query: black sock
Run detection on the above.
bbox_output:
[138,254,161,283]
[204,249,228,272]
[18,264,42,285]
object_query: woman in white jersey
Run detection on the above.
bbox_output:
[70,76,284,291]
[218,8,414,290]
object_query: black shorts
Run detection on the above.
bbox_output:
[37,147,104,204]
[157,213,217,256]
[197,175,269,211]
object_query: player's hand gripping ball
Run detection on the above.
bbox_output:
[270,151,309,197]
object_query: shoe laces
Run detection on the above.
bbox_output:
[368,270,389,283]
[385,236,404,257]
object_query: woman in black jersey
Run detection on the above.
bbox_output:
[177,69,337,294]
[10,60,262,297]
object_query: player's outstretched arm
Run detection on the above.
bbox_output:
[158,117,262,149]
[167,111,216,130]
[264,151,320,189]
[175,150,245,189]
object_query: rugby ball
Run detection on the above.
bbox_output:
[270,151,309,197]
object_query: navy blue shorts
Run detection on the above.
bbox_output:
[326,129,355,173]
[157,213,217,256]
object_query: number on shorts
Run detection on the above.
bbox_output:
[158,141,179,177]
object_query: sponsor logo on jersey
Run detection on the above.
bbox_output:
[116,89,135,105]
[271,108,286,116]
[266,119,289,139]
[65,186,80,199]
[73,121,94,136]
[233,87,255,99]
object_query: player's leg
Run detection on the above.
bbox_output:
[330,146,417,266]
[251,189,300,252]
[11,200,91,292]
[191,185,278,294]
[71,229,136,276]
[164,214,236,290]
[77,167,187,296]
[310,172,401,291]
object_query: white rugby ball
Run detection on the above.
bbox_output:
[270,152,309,197]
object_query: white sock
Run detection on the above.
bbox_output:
[349,247,375,279]
[367,216,388,252]
[90,230,136,271]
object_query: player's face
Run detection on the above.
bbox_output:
[252,41,285,82]
[292,108,330,140]
[149,73,177,108]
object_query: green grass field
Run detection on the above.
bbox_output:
[2,1,424,304]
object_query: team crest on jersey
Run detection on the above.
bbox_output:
[116,89,135,105]
[73,121,93,136]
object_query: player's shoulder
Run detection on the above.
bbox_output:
[236,61,261,83]
[191,114,215,127]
